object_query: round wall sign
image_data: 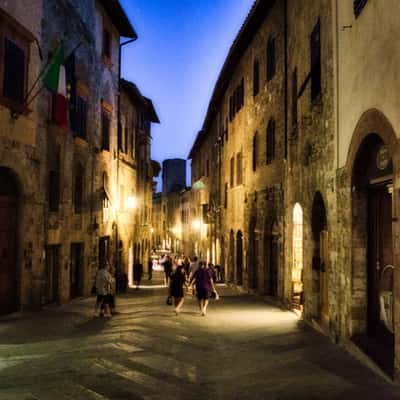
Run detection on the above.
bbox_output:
[376,145,390,171]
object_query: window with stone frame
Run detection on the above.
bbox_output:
[230,156,234,187]
[101,107,111,151]
[236,152,243,185]
[252,132,258,171]
[266,36,276,81]
[253,59,260,96]
[354,0,368,18]
[310,19,321,103]
[0,9,33,111]
[103,28,111,59]
[123,121,129,154]
[229,79,245,121]
[266,119,276,164]
[74,95,87,139]
[224,182,228,208]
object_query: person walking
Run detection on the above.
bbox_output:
[163,255,173,287]
[148,257,153,281]
[94,263,113,317]
[169,265,187,315]
[190,261,219,316]
[133,260,143,290]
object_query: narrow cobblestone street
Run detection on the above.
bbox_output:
[0,281,399,400]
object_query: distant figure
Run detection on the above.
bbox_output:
[163,256,173,287]
[169,265,187,315]
[207,262,217,283]
[94,264,113,317]
[133,260,143,290]
[183,256,190,276]
[148,258,153,281]
[190,261,219,316]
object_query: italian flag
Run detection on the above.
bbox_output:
[43,46,68,129]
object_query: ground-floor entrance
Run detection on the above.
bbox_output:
[0,168,19,315]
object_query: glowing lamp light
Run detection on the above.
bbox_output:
[127,196,137,210]
[192,219,201,231]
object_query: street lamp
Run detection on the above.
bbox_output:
[127,196,137,210]
[192,219,201,231]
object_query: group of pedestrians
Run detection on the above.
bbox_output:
[166,255,220,316]
[92,254,221,318]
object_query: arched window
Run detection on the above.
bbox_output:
[252,132,258,171]
[253,59,259,96]
[266,119,275,164]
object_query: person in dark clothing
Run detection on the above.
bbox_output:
[169,265,187,315]
[190,261,219,316]
[148,258,153,280]
[133,261,143,290]
[163,256,173,287]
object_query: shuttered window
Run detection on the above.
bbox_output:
[236,152,243,185]
[74,96,87,139]
[103,29,111,58]
[230,156,234,187]
[252,132,258,171]
[354,0,368,17]
[3,38,25,103]
[253,59,259,96]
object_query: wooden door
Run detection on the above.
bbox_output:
[45,245,60,304]
[0,196,18,314]
[236,232,243,285]
[367,185,393,337]
[270,238,278,296]
[70,243,83,298]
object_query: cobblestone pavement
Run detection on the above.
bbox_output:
[0,283,400,400]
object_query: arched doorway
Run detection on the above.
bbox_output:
[229,230,235,283]
[311,192,328,323]
[352,134,394,359]
[0,167,19,314]
[236,231,243,286]
[292,203,303,310]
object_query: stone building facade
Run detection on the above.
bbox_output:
[0,0,44,313]
[188,0,400,380]
[0,0,159,313]
[120,79,160,277]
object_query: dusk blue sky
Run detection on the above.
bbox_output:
[120,0,254,189]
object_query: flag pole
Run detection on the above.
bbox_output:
[23,42,62,106]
